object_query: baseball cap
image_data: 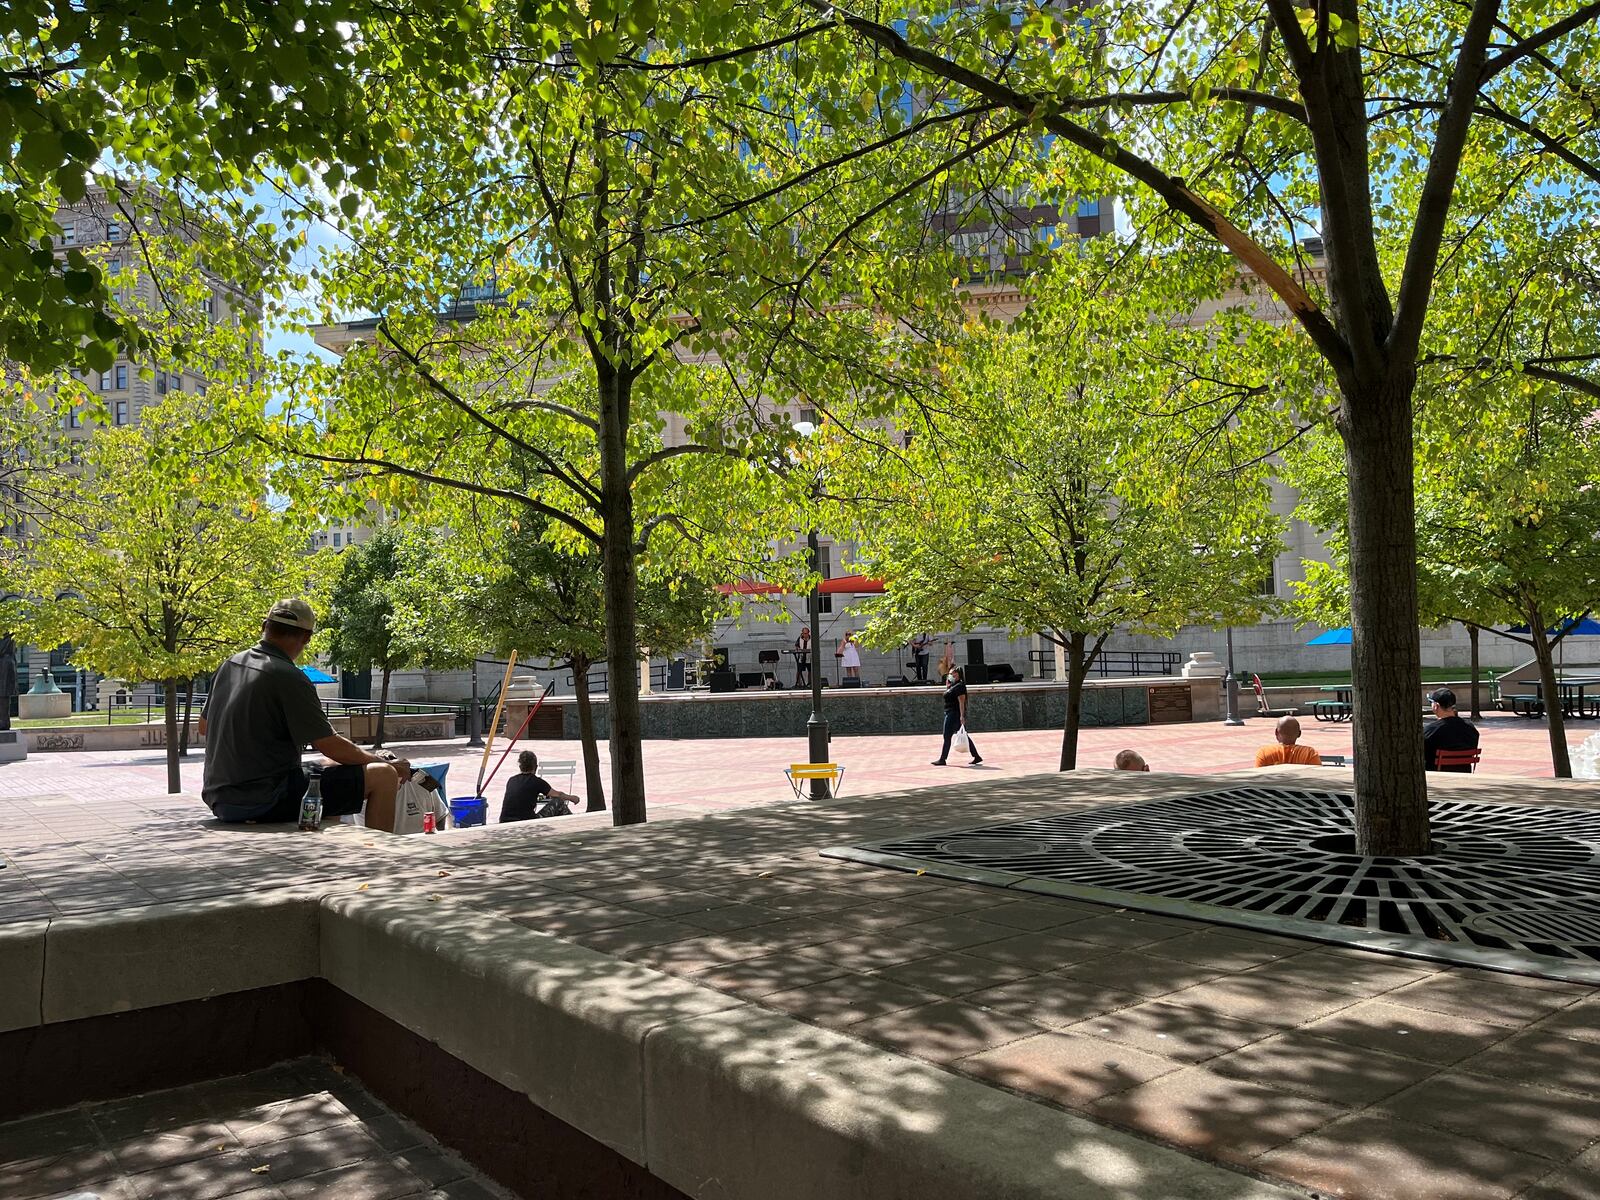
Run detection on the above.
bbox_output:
[266,598,317,632]
[1428,687,1456,707]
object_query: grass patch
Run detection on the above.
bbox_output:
[1254,668,1496,688]
[13,711,173,728]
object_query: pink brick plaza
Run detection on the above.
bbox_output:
[0,708,1582,813]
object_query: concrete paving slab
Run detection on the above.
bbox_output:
[643,1002,1301,1200]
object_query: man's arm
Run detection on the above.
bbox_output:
[311,733,392,768]
[548,787,580,804]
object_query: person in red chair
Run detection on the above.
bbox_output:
[1424,688,1480,771]
[1254,716,1322,767]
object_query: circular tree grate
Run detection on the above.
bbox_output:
[825,787,1600,982]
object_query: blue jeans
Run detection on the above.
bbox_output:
[938,711,977,762]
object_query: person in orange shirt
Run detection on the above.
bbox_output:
[1254,716,1322,767]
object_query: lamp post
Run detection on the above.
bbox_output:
[793,420,830,799]
[1223,626,1244,726]
[806,528,830,798]
[467,658,484,747]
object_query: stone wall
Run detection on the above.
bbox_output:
[542,678,1210,740]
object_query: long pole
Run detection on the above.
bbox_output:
[476,652,518,796]
[1223,627,1244,726]
[807,529,830,799]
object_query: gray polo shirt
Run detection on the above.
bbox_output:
[201,640,335,820]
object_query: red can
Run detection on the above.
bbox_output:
[423,811,436,834]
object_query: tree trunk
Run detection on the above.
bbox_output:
[1342,376,1431,855]
[179,677,195,756]
[1466,623,1481,720]
[163,677,181,794]
[573,658,606,811]
[1058,630,1088,771]
[1527,606,1572,777]
[597,365,647,825]
[375,666,391,748]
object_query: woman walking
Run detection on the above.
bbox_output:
[932,665,983,766]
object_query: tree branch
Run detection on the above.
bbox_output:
[1480,3,1600,83]
[1389,0,1505,367]
[805,0,1350,370]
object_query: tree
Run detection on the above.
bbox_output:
[259,6,956,825]
[395,496,725,811]
[1292,372,1600,777]
[831,248,1287,769]
[681,0,1600,852]
[320,527,436,748]
[0,394,315,791]
[1,0,481,376]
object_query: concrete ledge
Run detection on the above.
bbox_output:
[42,893,321,1023]
[0,921,46,1033]
[644,1004,1299,1200]
[319,893,743,1162]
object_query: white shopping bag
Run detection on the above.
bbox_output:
[952,726,969,753]
[389,773,444,835]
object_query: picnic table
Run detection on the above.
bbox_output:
[1529,675,1600,719]
[1311,685,1353,722]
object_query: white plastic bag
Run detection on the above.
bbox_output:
[952,726,970,754]
[389,773,444,834]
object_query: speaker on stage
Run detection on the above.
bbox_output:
[709,671,738,693]
[667,659,686,689]
[965,662,990,684]
[966,638,986,664]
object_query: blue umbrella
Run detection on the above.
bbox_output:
[300,665,336,684]
[1508,616,1600,636]
[1306,627,1352,646]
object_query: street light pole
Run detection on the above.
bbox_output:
[1223,626,1245,726]
[467,658,484,747]
[807,528,830,799]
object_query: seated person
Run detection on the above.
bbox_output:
[1254,716,1323,767]
[199,599,406,824]
[1424,688,1480,771]
[1113,749,1149,771]
[500,750,581,822]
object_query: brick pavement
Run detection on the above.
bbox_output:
[3,756,1599,1198]
[0,707,1583,815]
[0,1058,512,1200]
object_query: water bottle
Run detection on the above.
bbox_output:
[297,770,323,831]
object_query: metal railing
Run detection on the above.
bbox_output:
[1026,649,1183,679]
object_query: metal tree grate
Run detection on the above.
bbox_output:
[824,787,1600,983]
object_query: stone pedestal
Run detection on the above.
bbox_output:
[501,674,542,737]
[1181,652,1225,679]
[17,691,70,720]
[0,730,25,762]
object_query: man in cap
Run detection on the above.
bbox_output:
[1424,687,1479,771]
[199,599,406,823]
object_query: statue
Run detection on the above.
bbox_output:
[0,635,16,732]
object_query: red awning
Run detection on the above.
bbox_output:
[717,574,886,597]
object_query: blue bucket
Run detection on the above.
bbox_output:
[449,796,488,828]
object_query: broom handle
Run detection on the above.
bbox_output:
[482,682,554,793]
[476,652,519,795]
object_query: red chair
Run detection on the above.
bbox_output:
[1434,748,1482,772]
[1251,674,1294,717]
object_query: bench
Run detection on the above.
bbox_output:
[784,762,844,799]
[1504,694,1545,718]
[1309,699,1353,722]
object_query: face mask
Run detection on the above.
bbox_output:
[947,674,957,683]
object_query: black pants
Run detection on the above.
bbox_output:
[914,653,929,681]
[938,711,977,762]
[246,765,368,823]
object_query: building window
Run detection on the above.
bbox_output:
[99,370,112,391]
[203,292,216,318]
[332,532,342,547]
[106,220,122,241]
[114,365,127,390]
[60,222,76,245]
[66,408,81,429]
[114,400,128,425]
[170,371,183,393]
[1258,563,1276,596]
[806,544,834,615]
